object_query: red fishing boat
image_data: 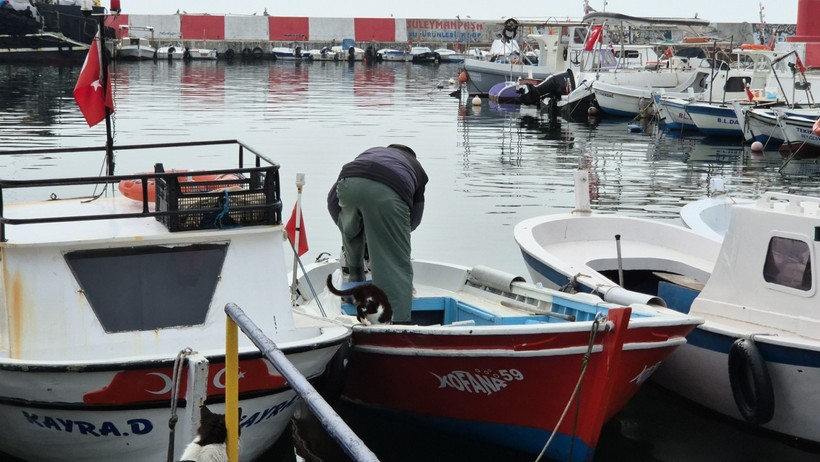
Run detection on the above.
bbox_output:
[293,259,702,461]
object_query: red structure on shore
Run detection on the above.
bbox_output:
[787,0,820,67]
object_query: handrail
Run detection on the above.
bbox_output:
[224,303,378,462]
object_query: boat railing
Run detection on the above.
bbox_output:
[224,302,378,462]
[0,139,283,241]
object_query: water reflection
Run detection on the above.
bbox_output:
[3,61,820,462]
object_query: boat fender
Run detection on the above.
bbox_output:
[224,48,235,60]
[813,117,820,136]
[252,47,263,59]
[468,265,526,292]
[295,46,302,57]
[241,47,252,59]
[728,337,775,425]
[599,286,666,307]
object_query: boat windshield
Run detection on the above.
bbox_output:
[65,243,228,332]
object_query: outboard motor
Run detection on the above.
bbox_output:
[518,69,576,107]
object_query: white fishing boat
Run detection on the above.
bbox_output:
[0,140,351,461]
[155,44,217,61]
[462,18,585,96]
[116,35,155,60]
[432,48,465,63]
[304,47,338,61]
[515,171,820,444]
[376,48,409,62]
[272,45,310,60]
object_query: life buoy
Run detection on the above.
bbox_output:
[813,117,820,136]
[740,43,769,50]
[683,37,710,43]
[728,338,775,425]
[118,171,242,202]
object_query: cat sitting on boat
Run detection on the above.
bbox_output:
[326,274,393,325]
[179,405,237,462]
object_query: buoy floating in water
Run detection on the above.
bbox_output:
[751,141,764,152]
[459,70,468,84]
[472,95,481,106]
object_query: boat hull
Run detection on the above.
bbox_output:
[685,103,742,137]
[295,259,699,462]
[341,316,692,461]
[463,59,553,96]
[0,342,345,461]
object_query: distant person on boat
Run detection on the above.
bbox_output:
[327,144,428,324]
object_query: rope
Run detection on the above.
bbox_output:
[214,189,234,228]
[167,347,193,462]
[535,312,605,462]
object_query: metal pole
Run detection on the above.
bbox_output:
[290,173,305,300]
[96,14,115,176]
[615,234,624,287]
[225,317,240,462]
[225,303,379,462]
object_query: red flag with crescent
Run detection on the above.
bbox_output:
[73,28,114,127]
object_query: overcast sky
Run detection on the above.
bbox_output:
[121,1,799,25]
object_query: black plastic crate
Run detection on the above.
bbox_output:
[155,164,282,232]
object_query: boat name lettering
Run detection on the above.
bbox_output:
[715,117,739,125]
[676,112,691,120]
[795,126,820,139]
[431,368,523,395]
[22,411,152,437]
[597,90,614,98]
[407,20,484,32]
[240,394,300,429]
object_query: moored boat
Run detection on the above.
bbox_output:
[0,140,351,461]
[515,171,820,444]
[292,257,701,461]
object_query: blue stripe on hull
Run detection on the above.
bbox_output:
[344,400,597,461]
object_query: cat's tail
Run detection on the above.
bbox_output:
[326,273,348,296]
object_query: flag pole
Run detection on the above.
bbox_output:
[96,14,115,176]
[290,173,306,301]
[83,2,115,176]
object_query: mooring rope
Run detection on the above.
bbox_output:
[535,312,605,462]
[167,347,193,462]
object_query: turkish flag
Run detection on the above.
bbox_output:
[584,25,603,52]
[285,203,309,256]
[73,30,114,127]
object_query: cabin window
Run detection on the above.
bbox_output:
[65,243,228,332]
[614,50,641,59]
[762,236,812,291]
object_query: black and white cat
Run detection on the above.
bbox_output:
[178,405,233,462]
[326,274,393,325]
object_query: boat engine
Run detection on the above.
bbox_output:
[517,69,576,107]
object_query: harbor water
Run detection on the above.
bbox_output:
[2,60,820,461]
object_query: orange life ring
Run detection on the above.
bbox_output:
[118,170,240,202]
[682,37,710,43]
[813,117,820,137]
[740,43,769,50]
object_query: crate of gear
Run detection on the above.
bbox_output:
[154,163,282,231]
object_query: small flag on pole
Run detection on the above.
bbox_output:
[285,203,309,256]
[795,54,806,75]
[73,28,114,127]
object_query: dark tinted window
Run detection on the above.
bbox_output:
[66,244,228,332]
[763,237,812,291]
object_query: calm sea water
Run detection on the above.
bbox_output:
[2,60,820,461]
